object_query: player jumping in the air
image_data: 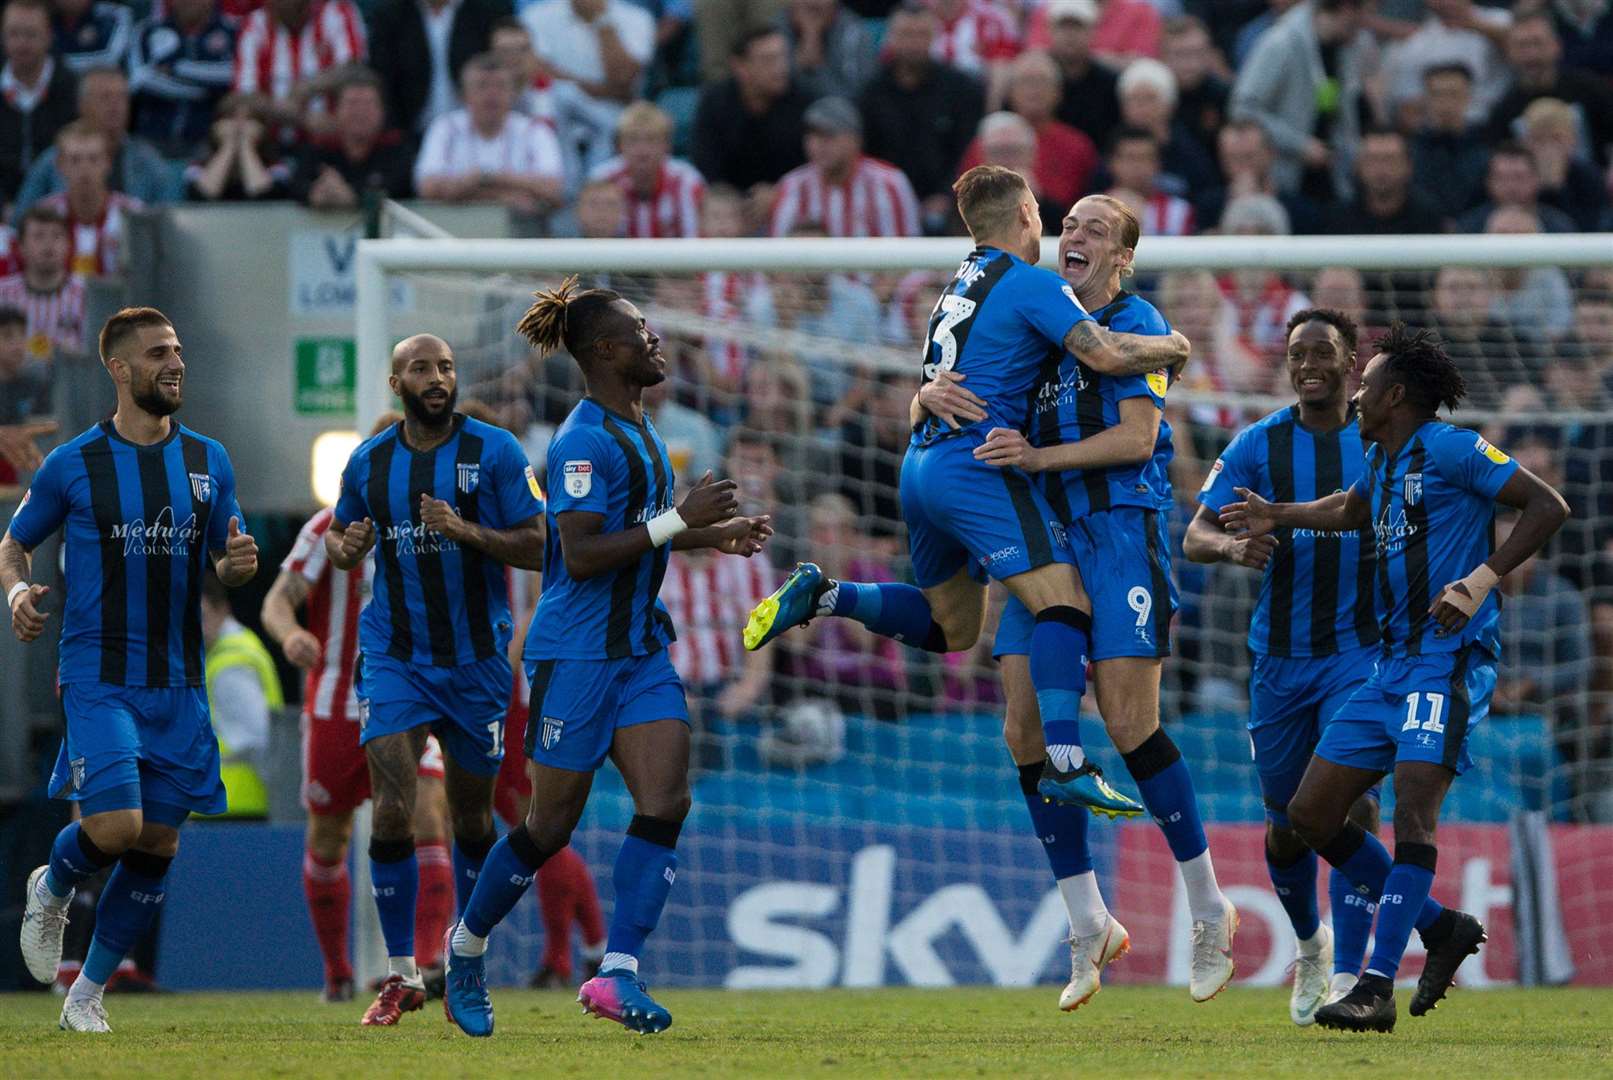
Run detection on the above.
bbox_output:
[1221,325,1569,1033]
[441,278,771,1038]
[7,307,259,1032]
[325,335,546,1027]
[1186,309,1386,1024]
[744,166,1188,826]
[918,195,1236,1007]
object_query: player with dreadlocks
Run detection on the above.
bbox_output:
[1221,323,1569,1033]
[440,277,771,1038]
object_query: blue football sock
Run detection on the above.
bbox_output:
[46,822,117,897]
[1318,824,1443,932]
[1365,844,1439,980]
[1029,608,1089,765]
[1017,762,1091,878]
[829,581,936,645]
[1122,729,1209,862]
[368,837,418,961]
[453,834,496,918]
[462,826,547,939]
[1329,868,1375,977]
[82,852,171,984]
[604,816,681,965]
[1265,844,1321,942]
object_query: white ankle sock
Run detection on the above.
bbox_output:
[600,952,638,976]
[1057,872,1110,938]
[815,583,839,616]
[1047,743,1086,773]
[388,956,420,983]
[66,973,104,1004]
[451,920,487,958]
[1179,850,1227,923]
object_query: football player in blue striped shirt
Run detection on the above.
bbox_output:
[1187,308,1385,1024]
[6,307,258,1032]
[325,333,546,1026]
[441,278,770,1038]
[924,195,1235,1009]
[1222,324,1570,1033]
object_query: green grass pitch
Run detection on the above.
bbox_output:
[4,986,1611,1078]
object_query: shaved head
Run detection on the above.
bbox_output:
[391,333,452,374]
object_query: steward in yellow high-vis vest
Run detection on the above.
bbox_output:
[202,580,282,818]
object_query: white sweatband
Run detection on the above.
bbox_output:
[1446,564,1501,617]
[7,581,30,611]
[646,508,688,547]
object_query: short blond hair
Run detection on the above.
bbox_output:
[1521,96,1576,138]
[617,101,673,141]
[54,119,111,155]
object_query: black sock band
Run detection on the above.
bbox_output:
[1121,727,1180,782]
[76,827,118,868]
[368,836,414,864]
[920,620,949,653]
[508,823,551,872]
[1264,839,1310,869]
[1034,605,1092,636]
[455,830,496,861]
[627,813,683,849]
[1017,761,1045,799]
[1316,822,1367,868]
[121,850,173,879]
[1394,840,1438,873]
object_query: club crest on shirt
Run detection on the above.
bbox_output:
[563,460,592,497]
[457,463,480,494]
[188,472,211,503]
[540,716,564,749]
[1403,472,1423,507]
[69,756,85,792]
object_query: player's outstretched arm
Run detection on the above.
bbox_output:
[1,531,50,643]
[324,516,376,571]
[1183,503,1277,569]
[974,395,1159,473]
[418,495,546,570]
[677,515,774,557]
[1219,486,1368,538]
[1065,322,1192,378]
[557,472,739,580]
[1428,465,1570,634]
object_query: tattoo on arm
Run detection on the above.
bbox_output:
[0,535,32,593]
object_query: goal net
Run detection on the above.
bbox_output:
[355,234,1613,991]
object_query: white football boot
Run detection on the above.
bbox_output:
[1189,896,1239,1002]
[21,866,73,984]
[1059,915,1130,1012]
[59,995,111,1033]
[1290,924,1334,1025]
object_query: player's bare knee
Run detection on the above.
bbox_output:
[1390,801,1438,848]
[635,784,691,824]
[306,813,351,862]
[134,824,181,859]
[1285,792,1338,850]
[449,805,494,846]
[1347,795,1381,834]
[82,809,142,855]
[1264,820,1308,863]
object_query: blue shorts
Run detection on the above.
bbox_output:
[1316,646,1497,777]
[993,507,1176,661]
[1249,646,1379,823]
[357,651,512,777]
[901,438,1073,589]
[52,682,224,819]
[525,650,689,773]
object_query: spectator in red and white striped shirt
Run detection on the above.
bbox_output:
[769,95,920,238]
[587,101,705,238]
[231,0,367,129]
[37,122,145,277]
[926,0,1020,79]
[0,205,87,360]
[1104,126,1196,237]
[414,53,565,213]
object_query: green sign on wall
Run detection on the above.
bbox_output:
[295,338,356,415]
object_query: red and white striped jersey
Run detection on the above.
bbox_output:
[232,0,366,101]
[701,270,760,382]
[660,552,776,688]
[283,506,372,723]
[927,0,1020,75]
[769,156,921,238]
[0,274,88,359]
[588,155,705,239]
[36,192,145,277]
[413,108,565,186]
[0,226,16,277]
[1135,190,1196,238]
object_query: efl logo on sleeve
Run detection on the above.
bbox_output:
[1474,436,1511,465]
[563,460,592,497]
[525,464,544,501]
[1199,458,1224,494]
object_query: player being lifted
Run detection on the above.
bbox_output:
[920,195,1237,1007]
[1186,309,1385,1024]
[1222,325,1569,1032]
[441,279,771,1037]
[325,334,546,1026]
[745,166,1187,825]
[8,307,259,1032]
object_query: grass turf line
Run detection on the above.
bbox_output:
[3,987,1611,1078]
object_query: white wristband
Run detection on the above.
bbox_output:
[646,508,688,547]
[7,581,30,611]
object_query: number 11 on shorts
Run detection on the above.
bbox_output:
[1401,691,1446,734]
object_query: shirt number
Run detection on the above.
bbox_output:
[923,294,977,380]
[1401,691,1446,734]
[486,719,504,758]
